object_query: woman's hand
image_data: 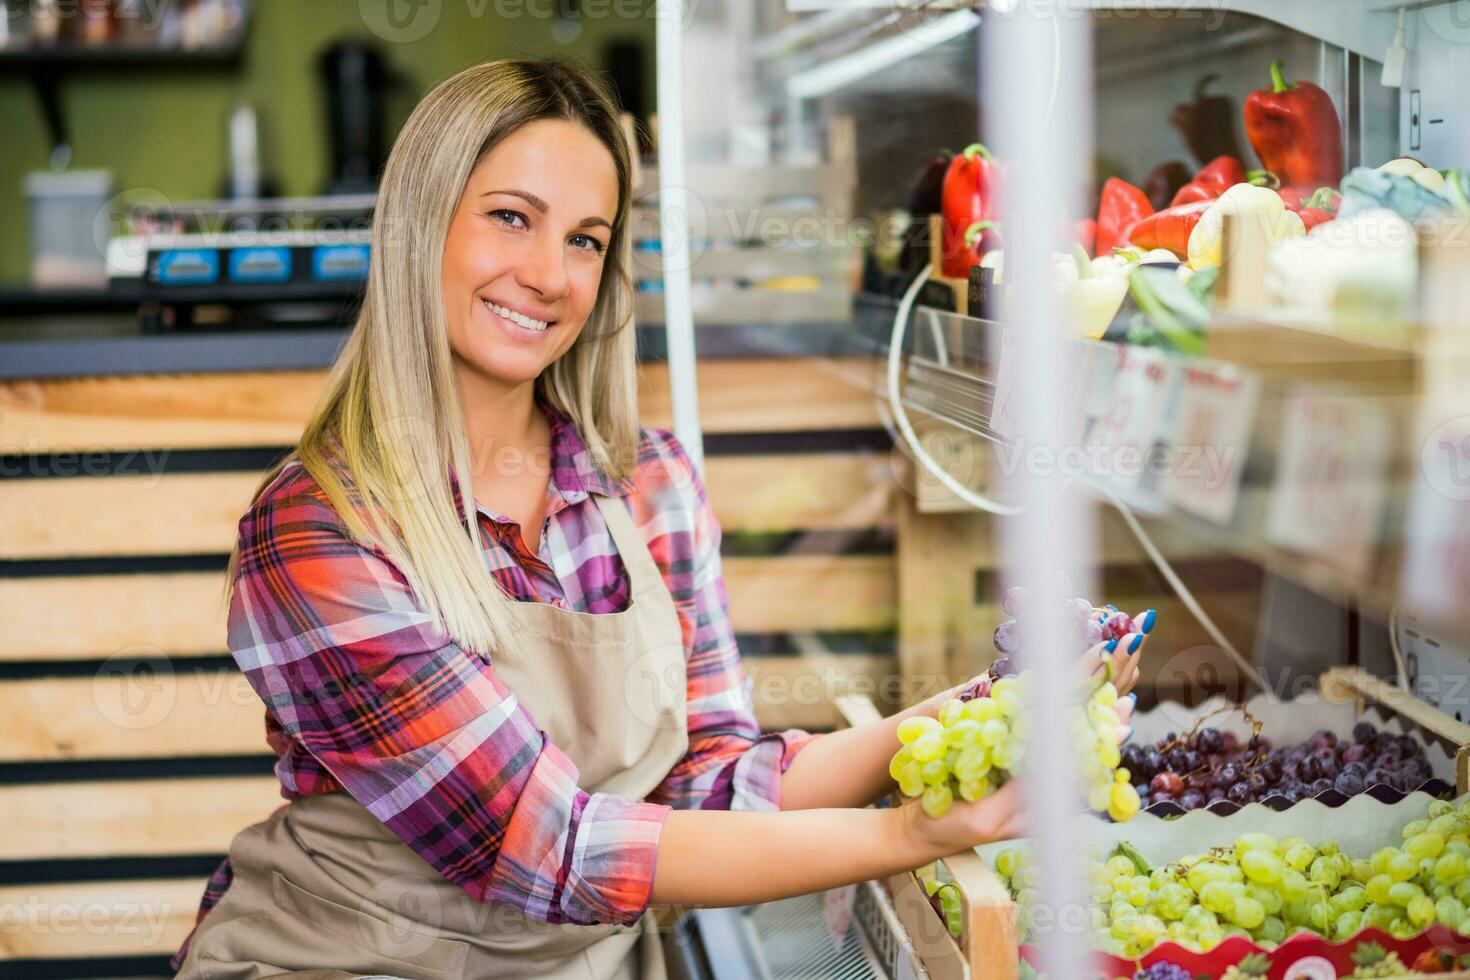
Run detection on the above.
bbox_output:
[893,779,1028,856]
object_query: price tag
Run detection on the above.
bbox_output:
[823,884,857,953]
[988,326,1092,445]
[1084,345,1180,498]
[1401,414,1470,618]
[1265,395,1390,580]
[1161,364,1260,524]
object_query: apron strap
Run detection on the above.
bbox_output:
[590,492,664,598]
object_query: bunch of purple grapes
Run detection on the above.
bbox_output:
[1134,963,1193,980]
[1122,721,1435,812]
[988,585,1135,680]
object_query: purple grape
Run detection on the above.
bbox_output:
[1227,782,1253,805]
[1334,771,1366,795]
[1102,613,1134,641]
[1136,961,1193,980]
[993,620,1020,656]
[1366,767,1392,786]
[1282,782,1307,803]
[1066,597,1094,621]
[986,657,1017,681]
[1000,586,1028,617]
[1341,742,1369,765]
[1178,790,1206,811]
[1352,722,1377,743]
[1196,728,1224,755]
[1310,778,1332,795]
[1084,620,1104,646]
[1218,762,1242,786]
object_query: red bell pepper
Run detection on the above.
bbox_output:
[1126,199,1215,257]
[1169,156,1247,206]
[1280,186,1338,231]
[1094,177,1153,257]
[963,220,1002,267]
[941,144,999,278]
[1074,218,1097,256]
[1244,59,1344,190]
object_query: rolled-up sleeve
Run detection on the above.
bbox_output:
[640,431,820,813]
[229,483,668,926]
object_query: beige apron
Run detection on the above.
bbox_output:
[175,492,691,980]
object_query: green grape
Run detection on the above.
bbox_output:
[1456,877,1470,904]
[1187,861,1238,891]
[1246,882,1283,915]
[1254,914,1287,945]
[1348,858,1373,884]
[1242,850,1286,884]
[1430,799,1455,818]
[958,778,992,802]
[1154,882,1193,920]
[1307,856,1340,891]
[1407,831,1447,860]
[1235,833,1281,858]
[1330,885,1367,915]
[1388,880,1424,907]
[1199,881,1236,915]
[1366,902,1398,931]
[1429,814,1459,837]
[996,848,1021,879]
[1283,842,1315,871]
[1410,893,1438,926]
[1280,869,1311,901]
[921,782,953,819]
[1390,915,1418,938]
[1107,781,1141,822]
[1366,874,1394,905]
[992,739,1024,771]
[937,698,965,727]
[898,763,925,798]
[921,758,950,785]
[1402,819,1430,839]
[943,718,981,747]
[1230,896,1266,929]
[896,716,942,745]
[1370,847,1395,876]
[1437,896,1465,929]
[888,747,913,781]
[962,697,1001,723]
[1387,849,1419,882]
[1332,909,1364,941]
[911,732,946,762]
[1104,854,1133,880]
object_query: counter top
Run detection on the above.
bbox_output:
[0,297,899,380]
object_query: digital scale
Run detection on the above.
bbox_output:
[104,194,374,324]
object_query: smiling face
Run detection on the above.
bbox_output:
[441,118,619,391]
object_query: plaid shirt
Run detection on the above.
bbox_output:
[171,400,816,970]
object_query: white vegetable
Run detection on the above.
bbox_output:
[1188,183,1306,271]
[1264,207,1417,322]
[1378,157,1447,193]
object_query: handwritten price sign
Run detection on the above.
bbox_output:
[1162,364,1260,525]
[1265,395,1390,580]
[989,326,1092,445]
[1402,414,1470,618]
[1084,345,1180,499]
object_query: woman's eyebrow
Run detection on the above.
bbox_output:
[481,188,611,231]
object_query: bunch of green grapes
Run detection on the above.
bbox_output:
[889,673,1140,822]
[992,796,1470,961]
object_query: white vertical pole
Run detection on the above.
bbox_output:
[984,2,1095,977]
[654,0,705,472]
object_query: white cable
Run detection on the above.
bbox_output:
[891,266,1273,696]
[1387,604,1412,691]
[888,266,1025,516]
[1091,480,1274,699]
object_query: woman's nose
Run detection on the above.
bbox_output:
[515,232,569,299]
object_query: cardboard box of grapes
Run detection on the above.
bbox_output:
[971,793,1470,979]
[1126,667,1464,817]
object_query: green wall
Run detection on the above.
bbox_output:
[0,0,654,284]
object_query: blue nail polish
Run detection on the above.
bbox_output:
[1105,603,1118,612]
[1126,692,1137,705]
[1124,726,1134,742]
[1128,633,1144,653]
[1140,609,1157,634]
[1105,638,1119,652]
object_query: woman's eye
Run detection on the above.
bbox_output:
[488,209,527,229]
[570,234,606,255]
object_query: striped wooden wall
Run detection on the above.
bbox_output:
[0,355,902,975]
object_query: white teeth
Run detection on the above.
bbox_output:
[484,299,550,332]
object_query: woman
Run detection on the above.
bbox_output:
[171,59,1148,980]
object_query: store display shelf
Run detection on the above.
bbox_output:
[892,302,1470,647]
[781,0,1398,61]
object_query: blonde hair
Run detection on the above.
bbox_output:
[226,59,642,657]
